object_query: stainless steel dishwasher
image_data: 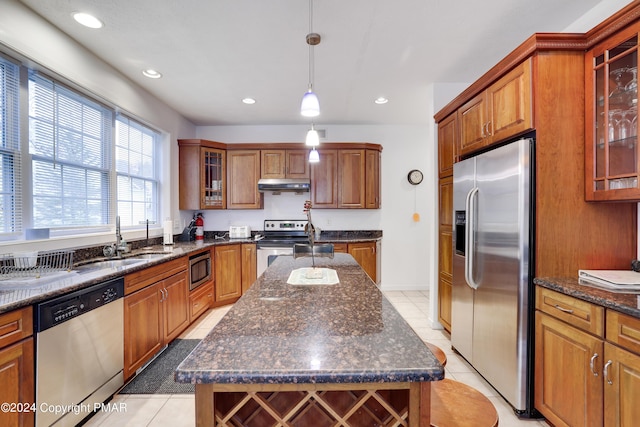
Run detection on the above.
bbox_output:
[35,277,124,427]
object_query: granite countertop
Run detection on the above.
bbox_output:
[0,231,382,315]
[534,277,640,318]
[0,239,250,314]
[175,253,443,385]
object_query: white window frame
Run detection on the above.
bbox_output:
[115,114,160,227]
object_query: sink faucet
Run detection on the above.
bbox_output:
[103,216,130,257]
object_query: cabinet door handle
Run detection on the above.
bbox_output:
[486,120,492,135]
[590,353,599,376]
[553,304,574,314]
[481,123,487,138]
[604,360,613,385]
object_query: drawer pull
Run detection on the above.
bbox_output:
[553,304,574,314]
[604,360,613,385]
[590,353,599,376]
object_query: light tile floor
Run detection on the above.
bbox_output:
[85,291,549,426]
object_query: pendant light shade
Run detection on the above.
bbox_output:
[309,148,320,163]
[301,89,320,117]
[301,0,320,117]
[306,125,320,146]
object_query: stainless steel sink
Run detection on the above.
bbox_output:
[127,253,167,261]
[75,258,146,272]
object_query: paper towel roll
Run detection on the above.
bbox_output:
[163,220,174,245]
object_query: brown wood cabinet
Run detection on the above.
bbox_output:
[261,149,309,179]
[189,281,214,323]
[436,33,636,279]
[214,244,243,305]
[365,149,381,208]
[338,149,366,208]
[0,307,34,427]
[178,139,226,210]
[179,140,381,210]
[437,175,453,332]
[347,241,379,284]
[585,20,640,201]
[226,150,263,209]
[438,113,457,177]
[310,149,338,208]
[241,243,257,293]
[459,58,532,156]
[124,259,189,379]
[535,286,640,426]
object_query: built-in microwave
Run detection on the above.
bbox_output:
[189,250,211,291]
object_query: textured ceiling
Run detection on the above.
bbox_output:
[19,0,608,126]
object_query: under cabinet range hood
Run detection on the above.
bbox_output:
[257,178,311,193]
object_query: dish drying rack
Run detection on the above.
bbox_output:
[0,250,75,280]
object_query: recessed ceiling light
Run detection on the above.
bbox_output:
[72,12,103,29]
[142,69,162,79]
[242,98,256,105]
[374,97,389,105]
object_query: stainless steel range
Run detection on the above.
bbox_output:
[256,219,311,276]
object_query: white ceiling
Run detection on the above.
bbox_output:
[19,0,608,126]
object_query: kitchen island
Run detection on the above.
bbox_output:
[175,253,444,426]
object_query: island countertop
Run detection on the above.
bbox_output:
[175,253,444,385]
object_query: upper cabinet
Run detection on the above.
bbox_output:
[227,150,263,209]
[261,149,310,179]
[365,149,381,209]
[179,140,382,210]
[438,113,457,178]
[586,22,640,201]
[459,58,533,156]
[178,139,226,210]
[310,149,338,208]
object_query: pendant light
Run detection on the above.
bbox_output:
[309,148,320,163]
[301,0,320,117]
[306,124,320,147]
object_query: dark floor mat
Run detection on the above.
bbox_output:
[119,339,199,394]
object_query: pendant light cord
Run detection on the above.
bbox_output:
[308,0,314,91]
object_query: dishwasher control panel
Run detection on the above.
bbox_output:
[35,277,124,332]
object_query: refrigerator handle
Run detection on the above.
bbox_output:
[465,187,480,290]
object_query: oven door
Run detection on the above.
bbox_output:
[256,246,293,277]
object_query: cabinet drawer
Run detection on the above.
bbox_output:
[0,307,33,348]
[607,310,640,354]
[125,256,188,295]
[536,287,604,337]
[190,282,213,323]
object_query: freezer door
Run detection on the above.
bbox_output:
[473,138,531,411]
[451,157,476,361]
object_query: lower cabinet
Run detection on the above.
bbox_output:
[124,262,189,380]
[333,241,380,285]
[0,307,34,427]
[189,281,214,323]
[215,244,242,305]
[241,243,257,293]
[535,287,640,426]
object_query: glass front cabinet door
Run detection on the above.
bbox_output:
[586,24,639,201]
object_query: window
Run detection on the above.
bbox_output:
[28,72,113,228]
[0,57,20,235]
[115,115,159,227]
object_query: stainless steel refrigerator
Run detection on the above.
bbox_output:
[452,137,536,417]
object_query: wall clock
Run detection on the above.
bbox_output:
[407,169,423,185]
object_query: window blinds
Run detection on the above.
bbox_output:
[0,57,20,234]
[28,72,113,228]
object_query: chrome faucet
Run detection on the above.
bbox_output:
[103,216,130,257]
[115,215,122,249]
